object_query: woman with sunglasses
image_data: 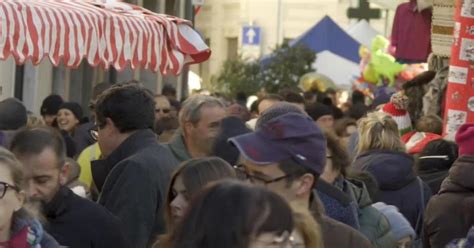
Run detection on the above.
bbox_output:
[0,148,59,247]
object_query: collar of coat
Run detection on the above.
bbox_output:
[43,186,71,219]
[166,129,192,162]
[91,129,158,192]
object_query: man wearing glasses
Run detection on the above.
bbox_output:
[91,83,178,248]
[230,111,372,248]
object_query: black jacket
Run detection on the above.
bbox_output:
[92,129,178,248]
[44,187,129,248]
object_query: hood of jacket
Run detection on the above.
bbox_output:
[439,156,474,194]
[166,129,192,162]
[344,178,373,208]
[354,150,416,191]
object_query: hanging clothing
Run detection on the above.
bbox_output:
[391,0,432,62]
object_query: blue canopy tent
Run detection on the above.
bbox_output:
[261,15,361,65]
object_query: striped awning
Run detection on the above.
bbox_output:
[0,0,211,75]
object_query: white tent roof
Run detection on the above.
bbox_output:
[312,50,360,89]
[347,20,381,48]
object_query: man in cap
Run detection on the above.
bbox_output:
[231,104,372,248]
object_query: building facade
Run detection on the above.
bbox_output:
[192,0,402,85]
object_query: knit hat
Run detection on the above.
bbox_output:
[58,102,83,121]
[455,123,474,156]
[0,98,27,130]
[381,92,413,135]
[305,103,333,122]
[40,95,63,116]
[372,202,416,241]
[401,131,442,155]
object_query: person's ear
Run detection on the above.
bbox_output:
[13,191,26,212]
[183,122,194,137]
[59,162,71,186]
[295,173,314,196]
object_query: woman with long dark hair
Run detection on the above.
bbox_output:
[162,180,296,248]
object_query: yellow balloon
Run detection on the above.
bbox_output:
[363,65,378,84]
[359,46,370,59]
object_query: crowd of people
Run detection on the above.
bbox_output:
[0,79,473,248]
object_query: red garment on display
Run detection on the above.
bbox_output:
[391,0,432,62]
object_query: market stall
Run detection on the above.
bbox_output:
[0,0,210,75]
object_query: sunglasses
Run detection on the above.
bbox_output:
[155,108,171,114]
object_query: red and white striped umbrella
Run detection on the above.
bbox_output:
[0,0,211,75]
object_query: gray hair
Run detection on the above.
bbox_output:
[179,95,225,126]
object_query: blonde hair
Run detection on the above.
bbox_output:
[27,113,46,128]
[291,205,324,248]
[0,148,42,225]
[357,112,406,154]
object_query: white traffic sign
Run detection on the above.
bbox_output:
[242,26,261,46]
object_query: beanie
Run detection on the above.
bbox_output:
[455,123,474,156]
[40,95,64,116]
[381,92,412,135]
[0,98,27,130]
[58,102,83,121]
[401,131,442,155]
[306,103,333,122]
[372,202,416,240]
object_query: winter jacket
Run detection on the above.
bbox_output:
[423,156,474,248]
[92,129,179,248]
[77,143,101,188]
[164,129,192,162]
[7,213,60,248]
[418,165,449,195]
[341,178,398,248]
[43,186,128,248]
[353,150,432,235]
[310,191,373,248]
[316,179,360,229]
[72,122,95,156]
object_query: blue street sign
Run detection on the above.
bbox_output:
[242,26,261,45]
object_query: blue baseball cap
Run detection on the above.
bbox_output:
[229,112,327,174]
